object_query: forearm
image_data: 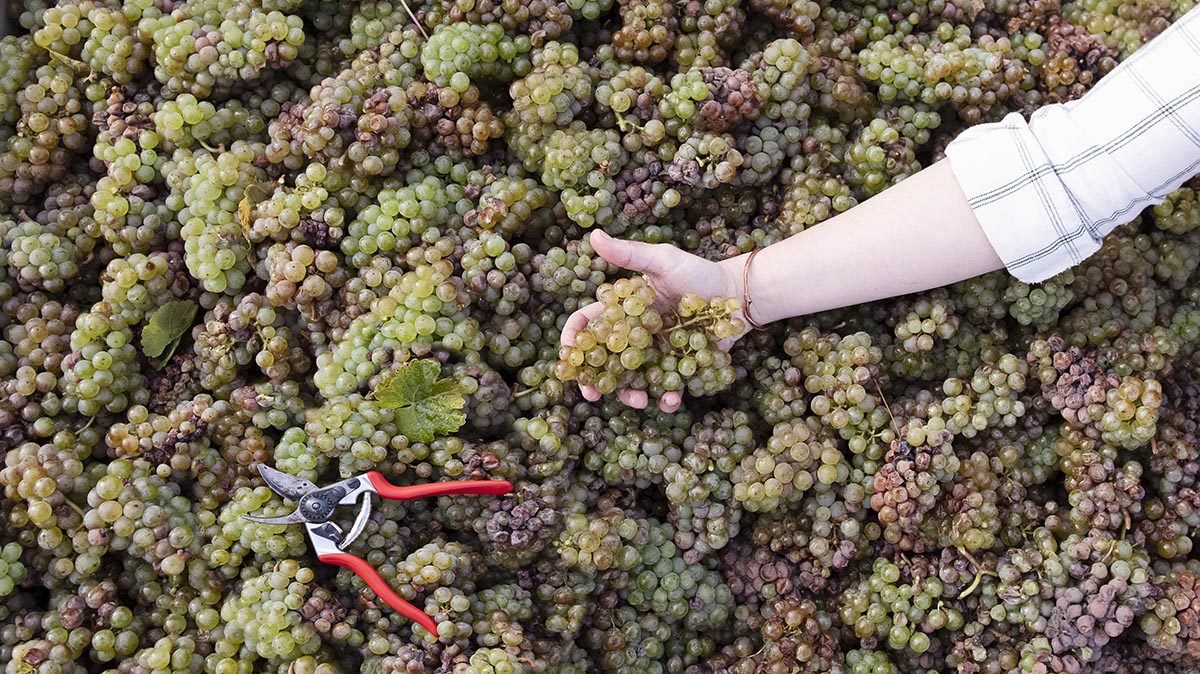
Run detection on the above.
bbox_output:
[726,158,1002,324]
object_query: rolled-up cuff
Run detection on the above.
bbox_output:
[944,114,1102,284]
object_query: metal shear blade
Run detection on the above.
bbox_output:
[242,465,322,524]
[257,464,319,501]
[241,510,308,525]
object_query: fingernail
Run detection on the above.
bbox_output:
[591,230,610,242]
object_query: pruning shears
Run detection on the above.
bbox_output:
[243,465,513,634]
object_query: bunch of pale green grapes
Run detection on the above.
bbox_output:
[556,274,743,401]
[555,275,663,394]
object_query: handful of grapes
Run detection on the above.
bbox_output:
[556,276,744,401]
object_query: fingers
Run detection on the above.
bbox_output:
[561,304,607,402]
[616,388,677,412]
[560,302,604,348]
[657,392,682,413]
[590,230,672,276]
[563,304,605,402]
[617,388,649,409]
[717,334,744,352]
[610,389,679,412]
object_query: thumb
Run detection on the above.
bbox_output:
[590,230,672,276]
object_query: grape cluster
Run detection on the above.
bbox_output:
[844,115,922,197]
[542,125,625,228]
[82,458,207,576]
[556,275,743,401]
[421,22,533,90]
[1,217,89,293]
[787,327,893,460]
[750,356,806,424]
[666,132,745,189]
[78,6,148,85]
[531,236,614,314]
[736,417,849,516]
[1045,533,1156,664]
[507,41,595,173]
[750,477,873,589]
[582,408,691,489]
[747,38,813,126]
[739,592,839,674]
[928,449,1000,551]
[511,406,580,476]
[142,0,306,97]
[1004,269,1077,328]
[0,61,88,203]
[1063,0,1181,57]
[1143,562,1200,655]
[314,259,477,397]
[748,0,819,37]
[170,142,265,294]
[889,293,959,354]
[672,0,744,68]
[556,276,661,394]
[870,438,960,551]
[1028,335,1163,448]
[858,28,1028,122]
[613,0,677,64]
[1154,181,1200,235]
[776,153,857,233]
[662,409,755,557]
[840,558,956,654]
[433,0,574,46]
[0,430,95,564]
[556,507,650,575]
[156,93,270,152]
[60,252,188,417]
[214,559,323,668]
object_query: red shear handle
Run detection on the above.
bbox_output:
[365,472,513,500]
[319,552,440,635]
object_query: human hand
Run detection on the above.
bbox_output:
[560,230,749,413]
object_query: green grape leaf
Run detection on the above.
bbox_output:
[372,359,466,442]
[141,300,199,360]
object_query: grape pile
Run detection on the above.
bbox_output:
[2,1,1200,673]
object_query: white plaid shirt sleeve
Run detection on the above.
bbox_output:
[944,7,1200,283]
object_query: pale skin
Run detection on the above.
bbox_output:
[560,157,1006,412]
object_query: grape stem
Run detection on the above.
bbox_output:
[64,496,87,515]
[956,547,997,600]
[614,112,645,135]
[397,0,429,39]
[871,374,901,437]
[64,498,87,524]
[1100,538,1119,565]
[668,315,719,331]
[46,48,92,74]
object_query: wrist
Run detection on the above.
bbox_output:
[716,255,747,301]
[742,248,770,330]
[718,252,771,331]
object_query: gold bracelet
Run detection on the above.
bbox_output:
[742,248,767,331]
